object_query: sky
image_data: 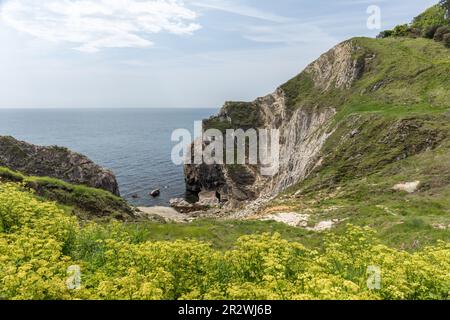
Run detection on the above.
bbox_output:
[0,0,439,108]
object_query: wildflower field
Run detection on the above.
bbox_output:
[0,183,448,300]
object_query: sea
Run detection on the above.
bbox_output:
[0,108,216,206]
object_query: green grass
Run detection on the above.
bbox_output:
[411,4,447,29]
[272,121,450,251]
[352,37,450,107]
[0,167,24,182]
[113,219,322,250]
[279,37,450,116]
[0,166,134,220]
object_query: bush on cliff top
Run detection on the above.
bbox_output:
[412,4,448,29]
[378,3,449,47]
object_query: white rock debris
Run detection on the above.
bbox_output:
[393,181,420,193]
[261,212,310,227]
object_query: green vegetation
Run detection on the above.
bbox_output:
[0,167,134,220]
[260,27,450,254]
[391,24,412,37]
[412,4,447,29]
[281,37,450,114]
[102,219,318,250]
[204,101,262,132]
[0,183,448,300]
[379,3,450,47]
[269,110,450,251]
[0,4,448,301]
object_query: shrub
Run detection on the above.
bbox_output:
[409,28,422,38]
[412,4,447,29]
[377,30,393,38]
[433,25,450,41]
[422,25,440,39]
[443,33,450,47]
[392,24,411,37]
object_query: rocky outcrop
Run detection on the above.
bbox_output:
[0,136,120,195]
[184,40,362,208]
[304,40,369,90]
[185,98,336,209]
[184,37,447,213]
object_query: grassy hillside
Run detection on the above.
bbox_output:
[378,2,450,47]
[282,37,449,114]
[259,37,450,250]
[0,9,449,300]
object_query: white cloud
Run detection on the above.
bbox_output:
[0,0,201,52]
[190,0,291,23]
[242,23,337,45]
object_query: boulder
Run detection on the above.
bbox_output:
[150,189,161,197]
[197,191,220,207]
[169,198,193,210]
[393,181,420,193]
[169,198,207,213]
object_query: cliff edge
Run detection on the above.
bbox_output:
[0,136,120,196]
[185,36,450,213]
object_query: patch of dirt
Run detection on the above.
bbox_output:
[262,205,297,215]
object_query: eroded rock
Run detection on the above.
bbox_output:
[197,191,220,207]
[0,136,120,195]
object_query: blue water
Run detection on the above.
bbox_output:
[0,108,215,206]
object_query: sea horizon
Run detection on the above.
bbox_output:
[0,107,217,206]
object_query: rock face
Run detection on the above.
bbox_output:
[184,37,447,212]
[184,94,336,209]
[197,191,220,207]
[0,136,120,196]
[184,40,361,208]
[304,40,368,91]
[169,198,205,213]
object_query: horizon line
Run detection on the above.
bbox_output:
[0,106,220,110]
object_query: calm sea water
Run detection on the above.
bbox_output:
[0,108,216,206]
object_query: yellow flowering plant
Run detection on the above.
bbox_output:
[0,183,448,300]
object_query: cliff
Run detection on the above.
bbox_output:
[185,37,450,213]
[0,136,120,196]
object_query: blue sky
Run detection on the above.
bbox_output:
[0,0,439,108]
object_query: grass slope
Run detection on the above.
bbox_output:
[282,37,450,115]
[0,166,134,220]
[262,37,450,250]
